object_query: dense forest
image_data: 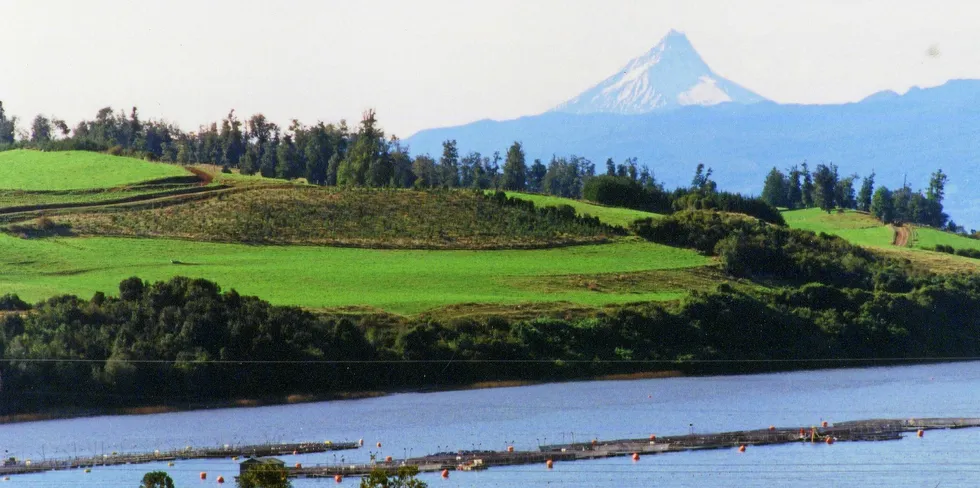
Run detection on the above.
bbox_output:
[2,217,980,415]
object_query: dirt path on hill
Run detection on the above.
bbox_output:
[893,225,911,247]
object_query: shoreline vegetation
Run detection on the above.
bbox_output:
[4,213,980,419]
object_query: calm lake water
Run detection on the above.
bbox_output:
[3,361,979,487]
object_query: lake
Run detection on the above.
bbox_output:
[2,361,978,487]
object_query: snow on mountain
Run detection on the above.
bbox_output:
[551,29,768,114]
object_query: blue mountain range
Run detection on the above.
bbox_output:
[405,31,980,228]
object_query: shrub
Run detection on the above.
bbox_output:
[0,294,29,311]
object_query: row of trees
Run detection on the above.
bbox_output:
[761,162,870,213]
[762,163,951,229]
[1,102,676,200]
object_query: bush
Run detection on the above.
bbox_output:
[955,248,980,259]
[581,175,672,214]
[672,191,786,226]
[0,294,29,311]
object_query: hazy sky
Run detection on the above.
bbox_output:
[1,0,977,138]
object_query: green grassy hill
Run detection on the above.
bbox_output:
[782,207,980,273]
[0,151,717,315]
[781,208,895,247]
[0,150,190,190]
[0,234,710,315]
[48,187,618,249]
[504,191,661,228]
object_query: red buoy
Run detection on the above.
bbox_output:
[917,429,924,438]
[385,456,392,463]
[649,434,656,441]
[216,476,225,484]
[822,421,828,428]
[507,446,514,452]
[200,472,207,480]
[376,442,382,448]
[738,445,746,453]
[295,463,302,469]
[293,450,298,455]
[768,425,775,431]
[441,469,449,479]
[631,452,640,461]
[825,436,834,445]
[335,474,343,483]
[546,459,554,469]
[358,439,364,446]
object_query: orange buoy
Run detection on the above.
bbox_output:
[546,459,554,469]
[822,421,828,428]
[649,434,656,441]
[917,429,924,437]
[825,436,834,445]
[376,442,382,448]
[200,472,207,480]
[738,445,746,453]
[335,474,343,483]
[385,456,393,463]
[768,425,775,431]
[441,469,449,479]
[507,446,515,452]
[631,452,640,461]
[295,463,302,469]
[216,476,225,484]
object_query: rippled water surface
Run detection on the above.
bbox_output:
[3,361,979,487]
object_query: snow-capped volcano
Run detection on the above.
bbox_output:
[551,29,769,114]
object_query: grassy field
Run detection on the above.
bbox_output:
[52,187,616,248]
[0,234,711,315]
[504,192,661,228]
[0,150,190,190]
[782,208,895,247]
[911,226,980,251]
[782,207,980,272]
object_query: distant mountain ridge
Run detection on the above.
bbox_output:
[551,29,768,114]
[406,79,980,228]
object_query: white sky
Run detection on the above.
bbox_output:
[1,0,978,138]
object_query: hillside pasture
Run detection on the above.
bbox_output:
[52,187,619,249]
[504,191,661,228]
[0,235,711,315]
[0,150,190,190]
[781,208,895,247]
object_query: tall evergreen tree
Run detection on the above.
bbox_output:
[812,163,838,212]
[439,140,460,187]
[29,114,52,143]
[339,110,385,186]
[501,141,528,191]
[786,166,803,209]
[0,101,16,144]
[857,172,875,212]
[800,162,814,208]
[835,174,857,209]
[761,168,788,208]
[528,158,547,193]
[927,169,948,203]
[870,186,895,223]
[411,155,438,188]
